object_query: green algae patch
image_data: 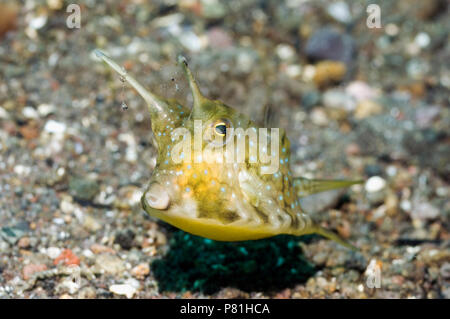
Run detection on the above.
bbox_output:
[152,231,316,294]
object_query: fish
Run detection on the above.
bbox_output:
[95,49,362,250]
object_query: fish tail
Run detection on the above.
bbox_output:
[309,224,359,251]
[294,178,363,198]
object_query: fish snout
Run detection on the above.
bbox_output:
[144,183,170,210]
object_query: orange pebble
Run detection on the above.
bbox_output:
[53,249,80,266]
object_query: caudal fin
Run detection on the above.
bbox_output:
[294,177,363,198]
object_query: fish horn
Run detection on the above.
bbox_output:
[177,55,208,118]
[94,49,170,117]
[294,177,363,198]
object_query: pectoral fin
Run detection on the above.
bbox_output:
[294,177,363,198]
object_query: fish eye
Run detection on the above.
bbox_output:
[214,122,228,136]
[213,120,231,137]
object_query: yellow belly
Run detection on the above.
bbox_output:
[147,208,279,241]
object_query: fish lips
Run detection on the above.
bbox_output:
[143,182,170,210]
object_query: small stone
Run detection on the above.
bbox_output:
[22,106,39,119]
[305,27,356,67]
[440,263,450,279]
[0,106,9,119]
[77,286,96,299]
[69,177,100,202]
[365,176,387,204]
[53,249,80,266]
[337,220,351,239]
[23,264,47,280]
[178,30,205,52]
[90,244,115,254]
[313,60,347,87]
[354,100,383,119]
[310,108,329,126]
[411,202,440,220]
[207,27,232,49]
[414,32,430,48]
[364,164,383,177]
[37,103,55,117]
[19,123,40,140]
[46,247,62,259]
[114,229,135,250]
[82,214,102,232]
[109,284,136,299]
[385,192,399,216]
[95,254,125,275]
[200,0,227,19]
[44,120,66,134]
[385,23,399,36]
[29,15,47,30]
[0,3,18,37]
[327,1,352,24]
[365,176,386,193]
[276,44,296,61]
[47,0,63,10]
[345,143,360,156]
[346,81,378,102]
[131,263,150,279]
[17,237,31,248]
[323,89,356,112]
[1,223,29,245]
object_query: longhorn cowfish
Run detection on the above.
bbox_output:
[95,50,361,250]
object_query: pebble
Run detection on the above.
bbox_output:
[313,60,347,87]
[301,90,321,109]
[354,100,383,119]
[90,244,115,254]
[23,264,47,280]
[22,106,39,119]
[53,249,80,266]
[109,283,137,299]
[327,1,352,24]
[82,214,102,232]
[305,27,356,67]
[440,263,450,280]
[0,106,9,119]
[69,177,100,202]
[346,81,378,102]
[207,27,232,49]
[323,89,356,112]
[276,44,296,61]
[414,32,431,48]
[44,120,66,134]
[410,202,440,220]
[114,229,135,250]
[365,176,386,193]
[77,286,97,299]
[17,237,31,248]
[95,254,125,275]
[310,108,329,126]
[200,0,227,19]
[365,176,387,204]
[131,263,150,279]
[29,15,47,30]
[46,247,62,259]
[37,103,55,117]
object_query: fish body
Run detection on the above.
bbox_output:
[96,50,361,249]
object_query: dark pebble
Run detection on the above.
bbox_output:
[305,27,356,67]
[114,229,135,250]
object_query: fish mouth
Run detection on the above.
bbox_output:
[143,183,170,210]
